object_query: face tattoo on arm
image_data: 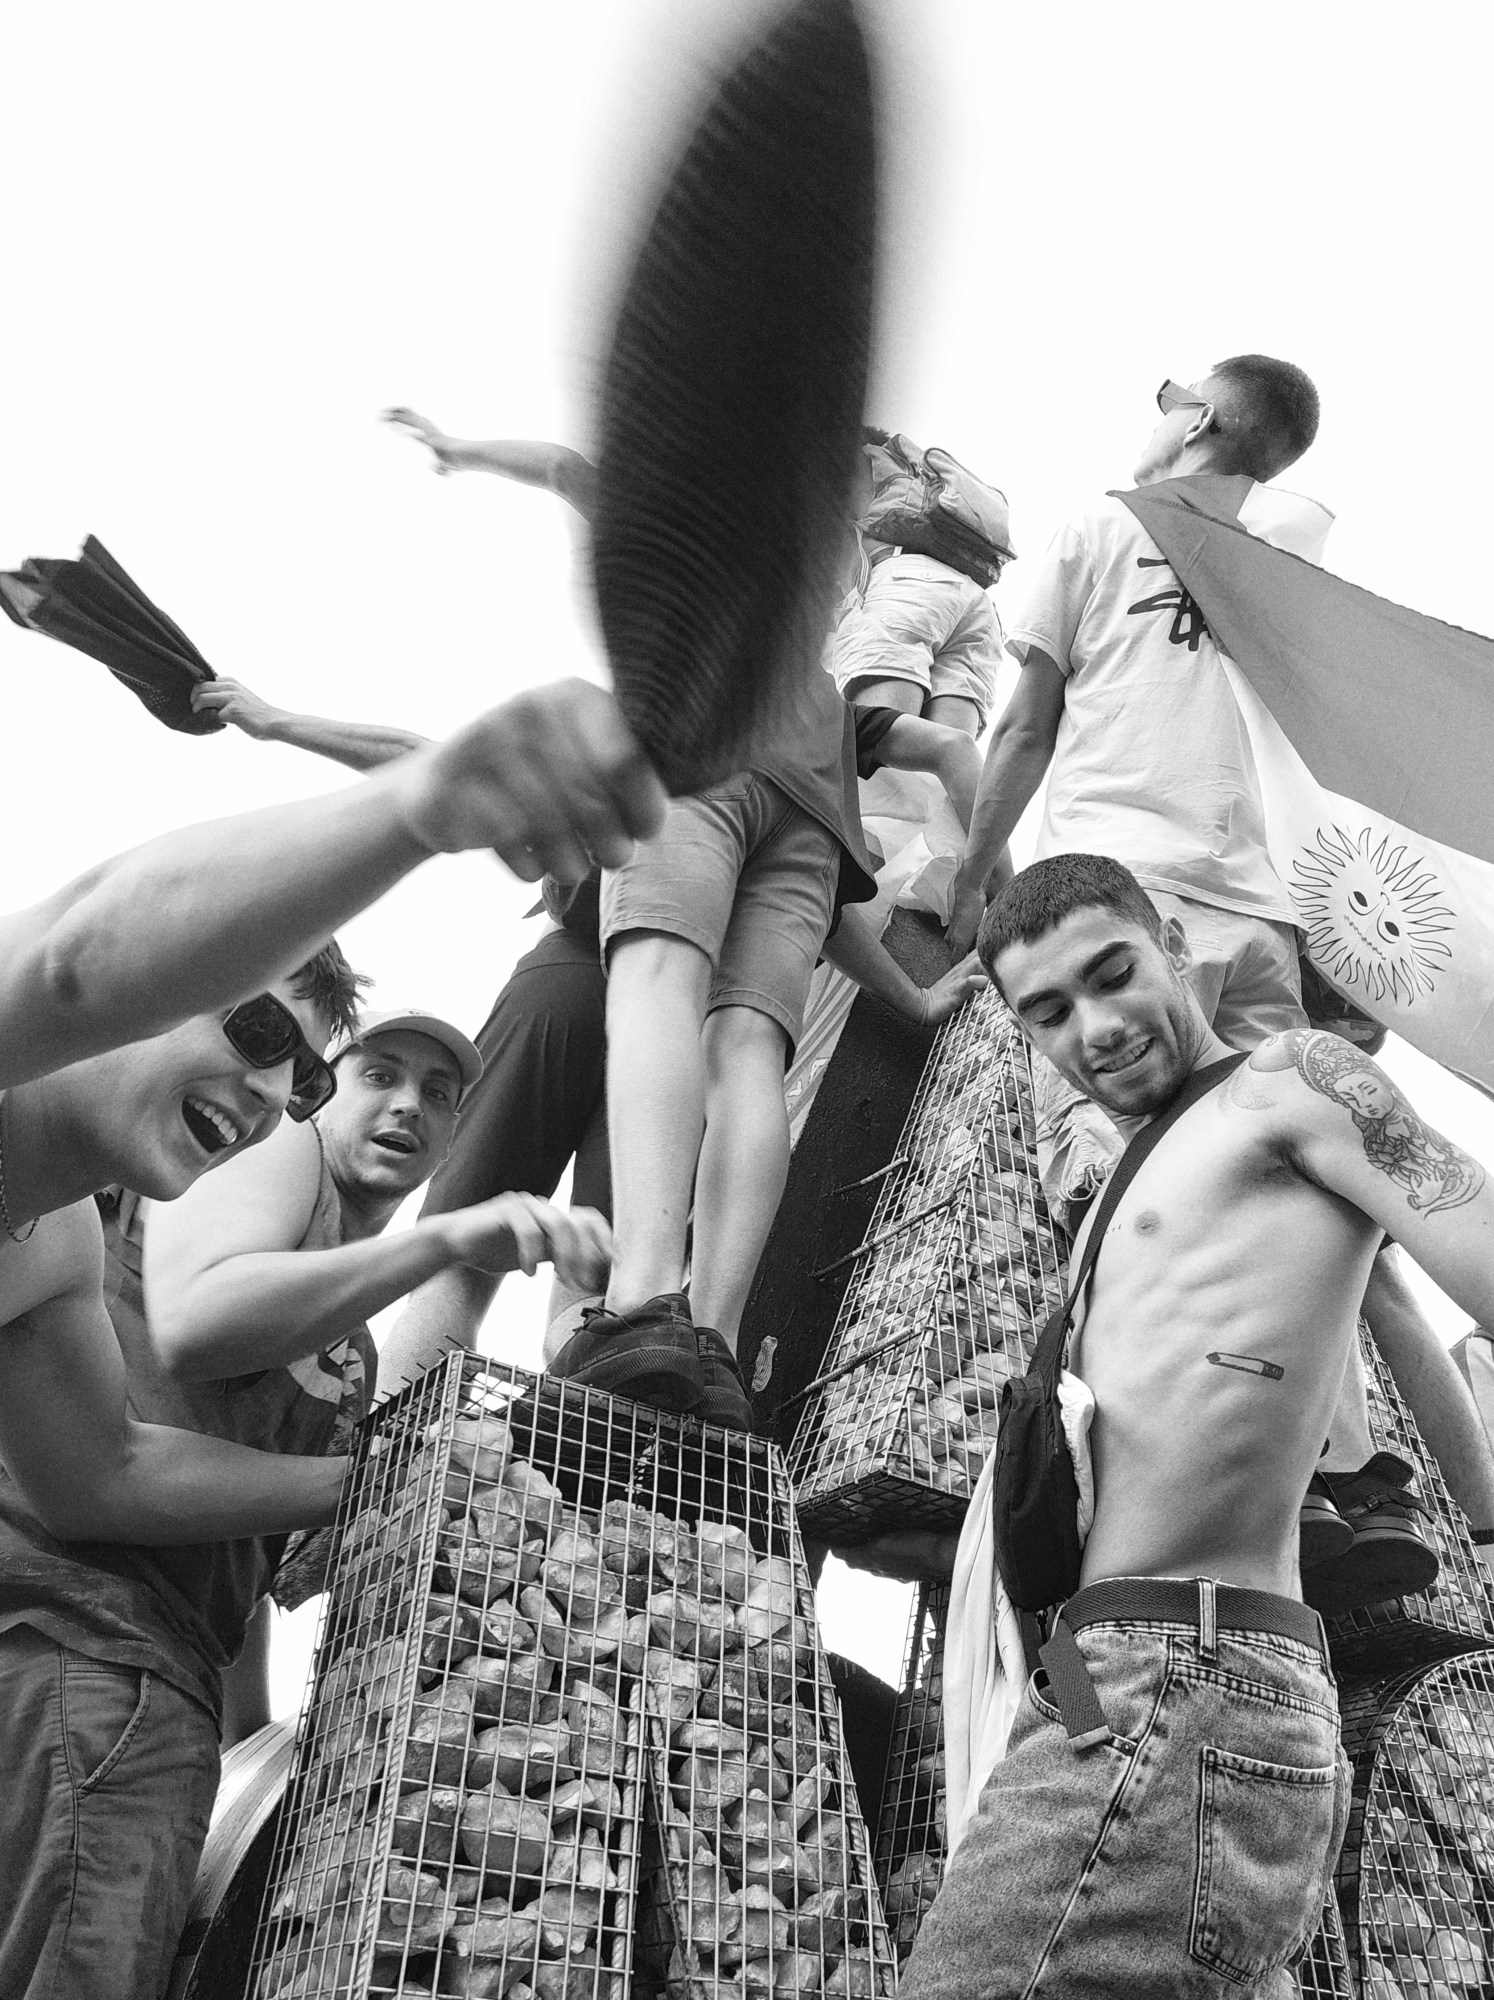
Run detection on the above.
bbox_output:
[1294,1032,1486,1216]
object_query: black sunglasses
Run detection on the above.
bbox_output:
[221,993,337,1122]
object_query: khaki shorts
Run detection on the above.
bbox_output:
[829,553,1004,725]
[599,774,839,1052]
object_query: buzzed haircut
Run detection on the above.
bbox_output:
[1207,354,1320,482]
[977,854,1163,994]
[288,940,368,1040]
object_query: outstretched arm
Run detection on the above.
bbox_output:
[945,650,1066,952]
[383,409,597,521]
[0,678,665,1090]
[143,1118,610,1379]
[821,902,986,1028]
[0,1212,345,1543]
[190,679,428,774]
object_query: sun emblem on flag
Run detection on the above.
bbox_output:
[1290,825,1455,1007]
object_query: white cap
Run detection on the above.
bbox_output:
[332,1009,483,1099]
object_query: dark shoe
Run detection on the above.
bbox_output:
[693,1328,755,1433]
[1301,1452,1439,1616]
[549,1293,703,1413]
[1299,1474,1355,1567]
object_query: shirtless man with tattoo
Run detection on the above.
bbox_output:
[898,853,1494,2000]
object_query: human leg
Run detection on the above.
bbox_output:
[221,1597,273,1747]
[923,692,982,736]
[0,1626,220,2000]
[602,929,714,1312]
[690,1005,793,1347]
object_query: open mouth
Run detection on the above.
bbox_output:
[1092,1039,1153,1078]
[182,1096,242,1155]
[371,1131,419,1157]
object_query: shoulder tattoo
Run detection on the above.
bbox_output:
[1293,1031,1485,1216]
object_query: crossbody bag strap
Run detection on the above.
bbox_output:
[1028,1052,1246,1376]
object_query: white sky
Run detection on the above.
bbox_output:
[6,1,1494,1699]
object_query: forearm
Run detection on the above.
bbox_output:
[956,727,1052,894]
[0,764,430,1088]
[38,1423,348,1544]
[159,1223,464,1379]
[820,905,926,1021]
[264,711,428,775]
[441,440,596,517]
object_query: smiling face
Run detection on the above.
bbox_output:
[319,1030,462,1208]
[66,978,330,1200]
[994,905,1207,1119]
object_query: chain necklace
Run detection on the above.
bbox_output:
[0,1093,36,1244]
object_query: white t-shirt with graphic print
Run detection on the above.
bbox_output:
[1007,485,1331,927]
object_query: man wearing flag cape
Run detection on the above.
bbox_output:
[945,356,1494,1594]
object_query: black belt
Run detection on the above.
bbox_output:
[1037,1577,1329,1749]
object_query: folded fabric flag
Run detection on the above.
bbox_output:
[0,535,219,734]
[1119,476,1494,1092]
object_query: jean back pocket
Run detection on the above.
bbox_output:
[1190,1743,1339,1984]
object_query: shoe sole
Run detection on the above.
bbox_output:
[1302,1526,1441,1617]
[1298,1503,1356,1567]
[694,1391,756,1435]
[552,1345,704,1415]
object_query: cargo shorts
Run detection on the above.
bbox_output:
[599,773,839,1053]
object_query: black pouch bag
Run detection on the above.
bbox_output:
[992,1053,1244,1611]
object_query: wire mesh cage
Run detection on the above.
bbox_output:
[1324,1323,1494,1676]
[1336,1648,1494,1996]
[628,1487,896,1999]
[873,1585,946,1964]
[246,1354,890,2000]
[785,990,1066,1544]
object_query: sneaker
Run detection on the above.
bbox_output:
[1301,1452,1440,1616]
[549,1293,703,1413]
[1299,1473,1355,1567]
[693,1328,755,1433]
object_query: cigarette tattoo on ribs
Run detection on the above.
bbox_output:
[1207,1351,1285,1381]
[1293,1032,1485,1216]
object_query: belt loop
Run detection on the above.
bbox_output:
[1198,1577,1218,1663]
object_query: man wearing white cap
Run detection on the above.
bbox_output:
[66,1006,604,1763]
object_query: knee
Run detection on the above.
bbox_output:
[705,1005,789,1078]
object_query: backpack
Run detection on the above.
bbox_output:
[861,430,1014,589]
[992,1054,1245,1612]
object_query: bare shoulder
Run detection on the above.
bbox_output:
[1260,1029,1487,1219]
[0,1199,105,1333]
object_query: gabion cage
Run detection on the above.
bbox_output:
[629,1493,895,2000]
[1337,1648,1494,1996]
[873,1586,946,1964]
[247,1354,889,2000]
[785,991,1066,1543]
[1324,1323,1494,1676]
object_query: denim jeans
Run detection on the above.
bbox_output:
[0,1624,221,2000]
[900,1608,1350,1998]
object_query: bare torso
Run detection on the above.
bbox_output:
[1071,1062,1382,1597]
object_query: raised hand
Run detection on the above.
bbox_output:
[189,678,288,740]
[395,678,667,882]
[382,406,457,473]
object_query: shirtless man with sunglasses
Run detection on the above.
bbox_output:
[0,675,663,2000]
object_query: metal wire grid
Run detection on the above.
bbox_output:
[872,1586,946,1965]
[1336,1649,1494,1997]
[251,1355,778,1998]
[630,1469,896,2000]
[786,990,1066,1543]
[1324,1323,1494,1677]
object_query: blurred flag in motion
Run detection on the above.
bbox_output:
[1121,475,1494,1091]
